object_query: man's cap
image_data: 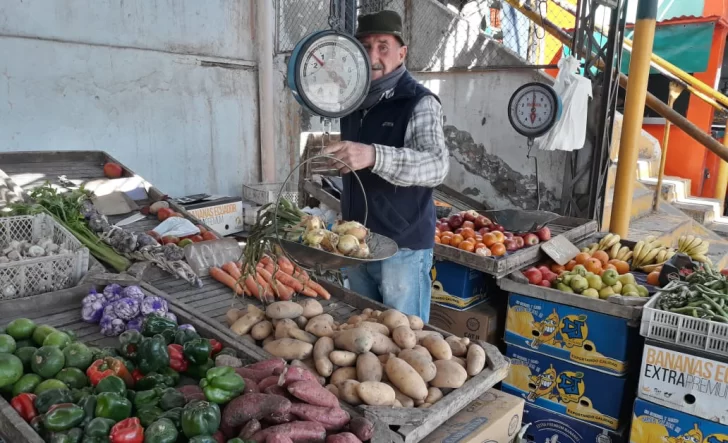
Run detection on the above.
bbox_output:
[356,10,406,45]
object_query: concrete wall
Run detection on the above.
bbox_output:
[0,0,260,197]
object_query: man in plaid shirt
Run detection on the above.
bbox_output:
[324,10,449,322]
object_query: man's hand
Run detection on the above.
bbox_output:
[323,141,376,175]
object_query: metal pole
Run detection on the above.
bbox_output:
[609,0,657,237]
[715,119,728,213]
[653,82,684,211]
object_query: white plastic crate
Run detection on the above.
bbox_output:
[0,214,89,299]
[641,292,728,357]
[242,182,299,206]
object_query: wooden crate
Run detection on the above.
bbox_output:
[145,272,510,443]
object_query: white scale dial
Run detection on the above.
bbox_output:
[508,83,560,138]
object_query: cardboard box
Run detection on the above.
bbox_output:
[631,397,728,443]
[184,197,245,236]
[431,260,491,309]
[429,302,500,344]
[637,341,728,424]
[505,293,639,375]
[423,389,524,443]
[502,345,633,430]
[521,403,627,443]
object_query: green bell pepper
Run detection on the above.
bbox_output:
[160,329,176,346]
[94,375,126,397]
[181,400,221,438]
[138,335,170,374]
[216,348,236,358]
[84,417,116,437]
[158,366,180,387]
[90,347,119,362]
[117,330,143,360]
[142,315,177,337]
[199,367,245,404]
[135,373,174,391]
[160,388,185,410]
[43,403,85,432]
[117,357,135,373]
[94,392,132,423]
[77,394,96,427]
[183,339,211,365]
[174,329,200,346]
[47,427,83,443]
[138,405,165,427]
[70,386,93,404]
[143,418,179,443]
[132,388,161,410]
[35,388,74,414]
[159,407,182,430]
[184,359,214,379]
[188,436,217,443]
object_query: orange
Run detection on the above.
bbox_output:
[613,260,630,275]
[474,242,487,251]
[490,243,506,257]
[491,231,505,244]
[461,227,476,240]
[482,233,497,247]
[647,271,660,286]
[585,258,602,274]
[462,221,475,229]
[574,252,591,265]
[450,234,464,248]
[592,250,609,266]
[603,263,617,272]
[565,260,577,271]
[440,235,452,246]
[435,236,441,244]
[551,264,566,274]
[475,235,483,243]
[459,241,475,252]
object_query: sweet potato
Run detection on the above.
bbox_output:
[239,418,261,439]
[265,436,294,443]
[264,412,295,425]
[289,403,351,431]
[264,339,314,361]
[290,359,325,385]
[264,385,289,397]
[246,358,287,372]
[243,378,260,394]
[222,393,292,428]
[258,375,280,392]
[251,421,327,442]
[177,385,206,403]
[347,417,374,441]
[278,366,319,387]
[287,380,339,408]
[326,433,362,443]
[236,366,278,383]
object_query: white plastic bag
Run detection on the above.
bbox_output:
[153,217,200,238]
[535,55,592,152]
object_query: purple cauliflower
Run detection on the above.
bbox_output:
[103,284,123,304]
[140,296,168,316]
[81,298,105,324]
[99,315,126,337]
[121,285,145,301]
[163,312,177,323]
[178,324,196,332]
[126,316,144,332]
[113,297,140,321]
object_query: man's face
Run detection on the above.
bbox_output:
[358,34,407,81]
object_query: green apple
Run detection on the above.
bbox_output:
[637,285,649,297]
[562,274,574,285]
[572,265,587,277]
[621,283,638,295]
[611,281,623,294]
[556,283,574,293]
[582,288,600,298]
[601,269,619,286]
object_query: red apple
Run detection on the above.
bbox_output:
[522,233,540,246]
[539,280,552,288]
[523,267,543,285]
[103,162,123,179]
[449,214,464,229]
[537,265,551,276]
[475,215,492,229]
[543,271,558,283]
[462,210,479,222]
[441,225,452,233]
[455,228,463,235]
[492,224,505,232]
[161,235,179,245]
[536,227,552,242]
[504,239,519,252]
[439,218,449,224]
[504,232,514,239]
[514,236,525,248]
[478,227,491,235]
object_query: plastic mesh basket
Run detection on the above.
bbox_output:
[0,214,89,299]
[242,182,299,206]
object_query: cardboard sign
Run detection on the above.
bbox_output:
[541,235,579,265]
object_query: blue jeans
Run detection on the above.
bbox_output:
[344,248,434,323]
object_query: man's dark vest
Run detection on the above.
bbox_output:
[339,71,439,250]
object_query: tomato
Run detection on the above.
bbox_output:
[103,162,123,178]
[162,236,179,245]
[157,208,174,222]
[459,241,475,252]
[190,235,204,243]
[202,231,218,241]
[197,225,208,234]
[146,230,161,241]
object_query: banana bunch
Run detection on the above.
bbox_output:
[584,234,624,255]
[631,236,676,270]
[677,235,711,264]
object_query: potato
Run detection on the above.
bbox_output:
[370,332,401,355]
[334,328,374,354]
[467,344,486,376]
[422,335,452,360]
[418,403,432,409]
[288,328,318,345]
[337,379,362,405]
[362,308,373,317]
[275,319,299,340]
[445,336,468,357]
[385,357,428,401]
[391,386,415,408]
[358,321,390,337]
[372,310,382,319]
[431,360,468,388]
[262,336,275,346]
[305,314,335,338]
[393,399,403,408]
[451,356,466,368]
[330,367,358,386]
[377,353,394,365]
[313,337,335,377]
[425,387,443,404]
[380,310,409,331]
[356,352,382,382]
[299,299,324,319]
[347,315,364,325]
[412,345,432,360]
[356,381,395,406]
[329,350,357,367]
[295,316,308,329]
[325,384,340,398]
[392,326,416,349]
[251,320,273,341]
[407,315,424,330]
[398,349,437,382]
[263,338,313,360]
[230,305,265,336]
[266,301,304,320]
[226,308,242,326]
[414,330,443,343]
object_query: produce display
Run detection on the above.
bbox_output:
[655,264,728,322]
[226,300,488,410]
[582,234,710,272]
[0,312,374,442]
[434,210,551,258]
[522,263,649,299]
[0,238,72,263]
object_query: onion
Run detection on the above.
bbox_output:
[345,226,369,241]
[320,230,340,252]
[337,234,360,256]
[305,215,323,232]
[351,242,371,259]
[303,229,326,247]
[332,221,365,236]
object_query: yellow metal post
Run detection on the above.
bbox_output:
[715,119,728,213]
[653,82,684,211]
[610,0,657,237]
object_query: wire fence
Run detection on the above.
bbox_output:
[277,0,577,71]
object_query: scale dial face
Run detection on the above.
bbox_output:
[292,31,371,118]
[508,82,560,138]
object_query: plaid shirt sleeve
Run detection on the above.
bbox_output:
[371,95,450,187]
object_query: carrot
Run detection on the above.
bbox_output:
[277,256,295,275]
[260,255,275,268]
[222,262,243,280]
[244,275,262,300]
[273,279,294,301]
[305,279,331,300]
[235,261,243,271]
[210,267,243,295]
[270,270,304,293]
[293,269,311,285]
[256,272,275,302]
[264,262,276,276]
[300,286,318,298]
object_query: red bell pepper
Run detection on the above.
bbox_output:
[209,339,223,356]
[109,417,144,443]
[131,369,144,383]
[167,344,189,373]
[10,393,37,422]
[87,357,134,387]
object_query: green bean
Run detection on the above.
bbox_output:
[700,293,728,319]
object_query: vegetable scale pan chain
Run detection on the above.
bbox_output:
[657,264,728,322]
